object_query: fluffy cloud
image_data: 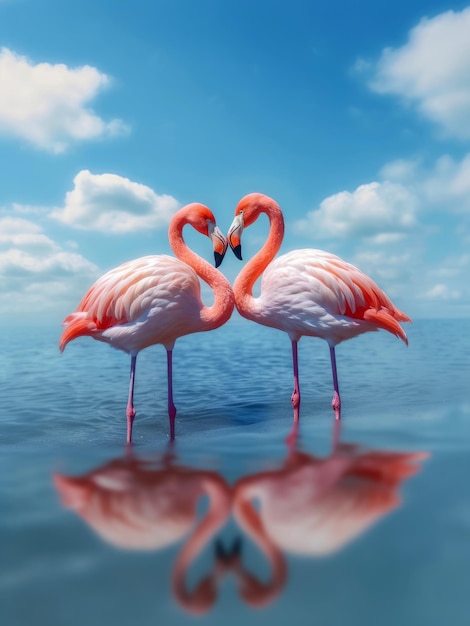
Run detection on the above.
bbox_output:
[293,180,418,240]
[50,170,180,233]
[291,152,470,314]
[423,284,462,300]
[382,154,470,213]
[0,47,128,153]
[0,216,98,315]
[364,7,470,140]
[295,152,470,244]
[418,251,470,306]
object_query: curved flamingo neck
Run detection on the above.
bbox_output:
[172,473,232,614]
[233,479,287,606]
[233,200,284,319]
[169,213,234,329]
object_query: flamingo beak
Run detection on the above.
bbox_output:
[215,536,242,561]
[209,224,228,268]
[227,214,244,260]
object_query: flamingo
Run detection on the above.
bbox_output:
[53,452,232,615]
[227,193,411,421]
[60,203,234,443]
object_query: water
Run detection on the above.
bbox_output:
[1,318,469,625]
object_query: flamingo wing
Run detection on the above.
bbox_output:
[60,255,201,351]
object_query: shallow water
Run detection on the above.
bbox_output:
[1,318,469,625]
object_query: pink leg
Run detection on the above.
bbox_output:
[291,339,300,423]
[126,355,137,444]
[167,349,177,440]
[329,346,341,420]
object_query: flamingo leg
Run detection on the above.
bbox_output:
[329,346,341,420]
[291,339,300,423]
[126,355,137,444]
[167,349,177,440]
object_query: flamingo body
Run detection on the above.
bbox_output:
[254,248,409,346]
[60,254,213,354]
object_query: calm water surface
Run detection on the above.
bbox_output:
[1,318,469,625]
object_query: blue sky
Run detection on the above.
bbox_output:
[1,0,470,323]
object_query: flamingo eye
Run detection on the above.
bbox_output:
[207,219,215,236]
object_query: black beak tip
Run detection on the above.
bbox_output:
[231,244,242,261]
[214,251,225,268]
[215,538,227,558]
[231,536,242,556]
[215,536,243,560]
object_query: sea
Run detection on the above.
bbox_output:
[1,316,469,626]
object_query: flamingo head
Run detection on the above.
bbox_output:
[228,193,280,260]
[227,211,244,260]
[208,222,228,268]
[179,203,228,268]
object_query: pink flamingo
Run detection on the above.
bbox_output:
[227,193,411,421]
[54,453,232,615]
[60,203,234,442]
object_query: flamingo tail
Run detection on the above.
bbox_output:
[59,314,99,352]
[362,308,410,346]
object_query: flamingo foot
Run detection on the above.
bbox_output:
[126,405,136,444]
[168,403,177,440]
[291,389,300,424]
[331,391,341,421]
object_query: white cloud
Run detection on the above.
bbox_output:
[396,248,469,308]
[50,170,180,233]
[293,180,418,240]
[382,154,470,213]
[290,152,470,315]
[379,158,421,182]
[422,284,462,300]
[365,7,470,140]
[292,153,470,249]
[0,47,128,153]
[0,216,99,315]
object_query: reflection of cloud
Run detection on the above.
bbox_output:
[360,7,470,140]
[50,170,180,233]
[0,216,98,315]
[0,47,128,153]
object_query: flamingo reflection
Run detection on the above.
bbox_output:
[54,423,427,613]
[54,452,231,615]
[231,422,428,606]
